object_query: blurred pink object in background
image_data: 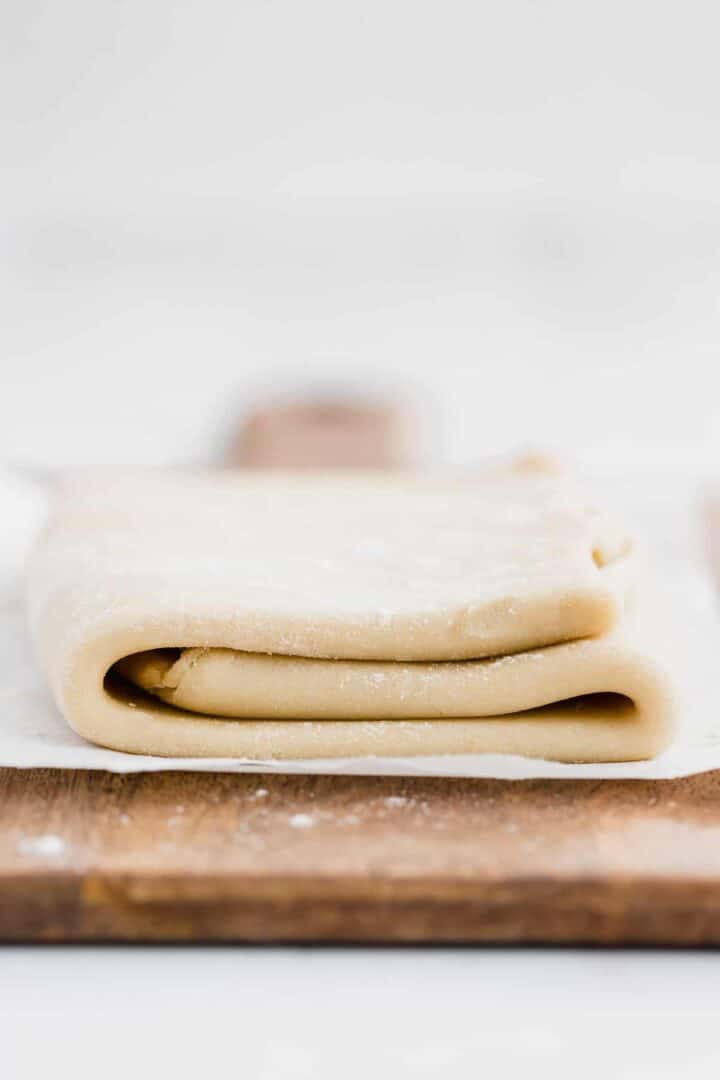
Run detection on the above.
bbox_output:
[229,396,417,469]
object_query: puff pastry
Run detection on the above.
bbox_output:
[26,466,677,761]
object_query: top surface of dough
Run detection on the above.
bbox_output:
[35,466,629,662]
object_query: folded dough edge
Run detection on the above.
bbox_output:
[29,580,676,763]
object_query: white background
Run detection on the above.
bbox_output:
[3,3,720,1075]
[3,948,720,1079]
[3,1,720,471]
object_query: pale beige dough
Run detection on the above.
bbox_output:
[26,465,677,762]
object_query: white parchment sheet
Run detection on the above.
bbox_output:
[2,466,718,778]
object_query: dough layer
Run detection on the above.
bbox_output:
[26,465,677,762]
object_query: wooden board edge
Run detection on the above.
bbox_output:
[3,872,720,944]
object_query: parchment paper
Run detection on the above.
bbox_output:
[2,466,718,778]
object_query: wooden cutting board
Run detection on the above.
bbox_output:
[3,767,720,943]
[4,404,719,944]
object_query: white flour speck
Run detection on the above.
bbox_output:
[17,834,66,858]
[384,796,408,808]
[253,788,269,799]
[288,813,315,829]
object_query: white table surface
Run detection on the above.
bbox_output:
[2,947,720,1079]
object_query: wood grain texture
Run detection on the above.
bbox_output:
[3,768,720,943]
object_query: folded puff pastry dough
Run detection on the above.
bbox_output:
[26,465,678,762]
